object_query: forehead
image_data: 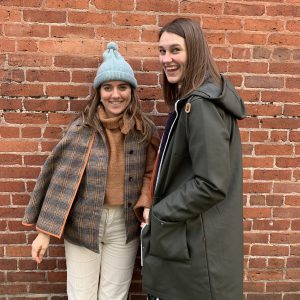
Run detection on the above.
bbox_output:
[159,31,186,48]
[101,80,129,86]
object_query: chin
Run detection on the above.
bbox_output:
[166,77,180,84]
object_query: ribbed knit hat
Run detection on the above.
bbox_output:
[93,42,137,90]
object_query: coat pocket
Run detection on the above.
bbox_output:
[149,213,190,261]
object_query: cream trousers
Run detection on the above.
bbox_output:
[64,205,138,300]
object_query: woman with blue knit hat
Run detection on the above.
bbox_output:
[22,42,159,300]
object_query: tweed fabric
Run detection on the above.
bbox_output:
[23,117,157,252]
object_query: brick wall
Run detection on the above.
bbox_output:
[0,0,299,299]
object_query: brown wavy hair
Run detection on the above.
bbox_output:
[159,18,221,107]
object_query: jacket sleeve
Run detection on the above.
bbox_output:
[134,130,160,222]
[152,98,231,222]
[22,121,80,227]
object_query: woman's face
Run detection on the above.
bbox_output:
[100,81,131,117]
[159,31,187,84]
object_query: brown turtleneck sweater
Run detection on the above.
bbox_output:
[98,107,126,206]
[98,106,159,219]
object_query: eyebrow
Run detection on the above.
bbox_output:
[159,43,182,48]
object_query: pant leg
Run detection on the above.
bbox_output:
[98,205,138,300]
[64,239,102,300]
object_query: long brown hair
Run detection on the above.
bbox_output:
[78,85,155,142]
[159,18,221,107]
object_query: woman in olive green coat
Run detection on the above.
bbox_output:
[141,18,246,300]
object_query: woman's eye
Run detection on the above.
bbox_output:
[159,49,166,55]
[172,48,180,53]
[119,85,129,91]
[103,86,112,91]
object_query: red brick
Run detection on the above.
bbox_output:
[255,144,293,155]
[43,127,63,139]
[12,194,31,205]
[0,167,40,179]
[23,10,66,23]
[4,24,49,37]
[48,113,77,125]
[48,271,67,282]
[254,170,291,180]
[54,55,98,68]
[0,9,22,22]
[224,3,264,16]
[244,19,284,31]
[7,271,46,282]
[0,127,20,138]
[261,91,300,103]
[274,208,300,218]
[46,85,89,97]
[21,127,42,138]
[0,39,16,52]
[245,76,284,89]
[0,0,42,6]
[45,0,89,9]
[244,232,269,244]
[68,12,112,25]
[94,0,134,10]
[268,258,285,269]
[115,13,156,26]
[8,54,52,67]
[203,17,241,30]
[0,259,17,270]
[270,131,288,142]
[180,2,221,15]
[267,5,300,17]
[247,270,283,281]
[269,33,300,46]
[72,71,95,83]
[4,113,47,125]
[251,245,289,257]
[286,78,300,89]
[253,220,290,231]
[29,283,66,293]
[16,40,38,52]
[0,182,25,193]
[272,47,291,60]
[51,26,95,38]
[26,70,70,83]
[1,83,44,97]
[267,282,300,293]
[0,284,27,294]
[243,207,272,218]
[227,33,266,45]
[0,69,24,82]
[96,27,139,42]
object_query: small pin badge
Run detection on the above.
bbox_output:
[185,103,191,113]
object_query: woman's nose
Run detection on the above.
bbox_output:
[162,52,172,63]
[111,88,120,98]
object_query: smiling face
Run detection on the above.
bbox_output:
[159,31,187,84]
[100,81,132,117]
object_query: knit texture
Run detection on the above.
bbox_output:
[93,42,137,90]
[98,106,125,206]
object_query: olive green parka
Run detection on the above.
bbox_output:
[142,76,246,300]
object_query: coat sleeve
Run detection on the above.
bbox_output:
[134,130,160,222]
[152,98,231,222]
[22,121,81,227]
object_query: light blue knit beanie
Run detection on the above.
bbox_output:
[93,42,137,90]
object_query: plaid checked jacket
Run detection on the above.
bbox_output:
[23,118,156,253]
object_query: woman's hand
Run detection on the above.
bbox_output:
[31,232,50,264]
[143,208,150,225]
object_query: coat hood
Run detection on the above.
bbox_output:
[191,75,246,120]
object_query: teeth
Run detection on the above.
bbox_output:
[166,67,178,71]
